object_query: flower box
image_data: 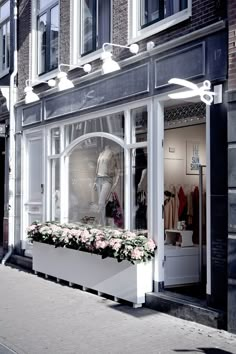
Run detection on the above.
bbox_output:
[33,242,153,306]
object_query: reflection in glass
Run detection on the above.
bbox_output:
[50,5,58,70]
[68,137,124,228]
[51,158,60,221]
[38,14,47,74]
[132,148,148,231]
[131,106,148,143]
[141,0,187,27]
[81,0,94,55]
[51,127,60,155]
[0,0,10,21]
[64,112,124,147]
[39,0,55,10]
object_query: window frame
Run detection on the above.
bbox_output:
[0,0,10,78]
[37,0,59,76]
[72,0,112,66]
[31,0,60,83]
[128,0,192,44]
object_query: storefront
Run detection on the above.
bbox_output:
[14,28,228,321]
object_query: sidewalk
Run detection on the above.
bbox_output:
[0,265,236,354]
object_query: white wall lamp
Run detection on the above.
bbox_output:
[50,63,92,91]
[168,78,215,105]
[101,42,139,74]
[24,79,55,104]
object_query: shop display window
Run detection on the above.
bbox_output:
[68,137,124,228]
[64,112,124,147]
[50,158,60,221]
[51,127,60,155]
[132,148,148,231]
[48,106,148,230]
[131,106,148,143]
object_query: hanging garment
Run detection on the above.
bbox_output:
[178,186,187,221]
[192,186,199,244]
[187,191,193,226]
[171,186,179,229]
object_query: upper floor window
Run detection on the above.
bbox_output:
[141,0,188,28]
[129,0,191,42]
[0,0,10,76]
[81,0,111,56]
[37,0,59,75]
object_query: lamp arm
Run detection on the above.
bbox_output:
[102,42,130,52]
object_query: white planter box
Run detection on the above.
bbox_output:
[33,242,153,305]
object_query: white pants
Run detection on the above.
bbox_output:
[96,177,113,225]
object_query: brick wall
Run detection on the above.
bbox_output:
[59,0,70,65]
[18,0,31,100]
[228,1,236,91]
[114,0,226,60]
[17,0,226,100]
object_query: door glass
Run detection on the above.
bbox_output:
[28,138,43,202]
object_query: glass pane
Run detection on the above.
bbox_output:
[38,0,55,11]
[28,139,42,202]
[0,1,10,21]
[38,13,47,74]
[51,127,60,154]
[50,5,58,70]
[131,106,148,143]
[6,20,9,68]
[81,0,95,55]
[97,0,110,49]
[141,0,162,27]
[165,0,186,17]
[2,23,5,69]
[68,137,124,229]
[64,112,125,147]
[132,148,148,231]
[51,159,60,221]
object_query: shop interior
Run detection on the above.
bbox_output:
[163,101,207,300]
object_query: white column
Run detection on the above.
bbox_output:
[149,99,164,291]
[206,104,211,295]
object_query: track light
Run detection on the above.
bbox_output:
[101,42,139,74]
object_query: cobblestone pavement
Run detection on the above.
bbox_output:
[0,265,236,354]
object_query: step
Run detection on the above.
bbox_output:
[7,254,33,270]
[145,291,226,329]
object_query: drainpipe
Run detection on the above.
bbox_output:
[3,0,18,264]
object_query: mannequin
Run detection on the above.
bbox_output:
[137,168,147,194]
[94,145,120,225]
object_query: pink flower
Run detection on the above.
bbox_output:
[70,229,82,238]
[81,229,90,242]
[123,231,136,239]
[146,239,156,251]
[95,240,108,249]
[112,230,122,237]
[131,247,144,260]
[109,238,122,251]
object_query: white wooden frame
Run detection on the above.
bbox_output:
[128,0,192,44]
[22,128,47,244]
[30,0,59,84]
[72,0,113,66]
[21,93,211,293]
